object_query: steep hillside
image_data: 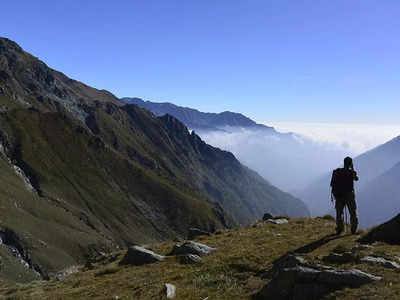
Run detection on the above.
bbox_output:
[121,98,348,191]
[1,216,399,300]
[300,136,400,218]
[0,37,309,280]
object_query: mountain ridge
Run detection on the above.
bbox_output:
[0,37,309,281]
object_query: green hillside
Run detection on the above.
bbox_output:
[0,37,308,281]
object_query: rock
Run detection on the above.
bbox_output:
[360,256,400,269]
[351,244,374,252]
[188,228,210,240]
[55,266,79,281]
[323,252,358,264]
[263,253,306,278]
[257,257,381,300]
[119,246,164,266]
[262,213,274,221]
[179,254,202,264]
[169,241,215,257]
[165,283,176,299]
[266,218,289,225]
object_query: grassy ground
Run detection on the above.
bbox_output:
[0,217,399,299]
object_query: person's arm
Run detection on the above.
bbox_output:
[353,170,359,181]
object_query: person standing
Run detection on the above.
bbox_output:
[330,157,359,235]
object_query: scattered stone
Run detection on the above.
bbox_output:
[257,254,381,300]
[257,263,381,300]
[169,241,215,257]
[351,244,374,252]
[188,228,210,240]
[179,254,202,264]
[266,218,289,225]
[360,256,400,269]
[323,252,359,264]
[55,266,79,281]
[165,283,176,299]
[262,213,274,221]
[119,246,164,266]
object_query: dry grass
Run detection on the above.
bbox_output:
[1,218,399,300]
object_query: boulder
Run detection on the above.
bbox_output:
[266,218,289,225]
[256,257,381,300]
[119,246,164,266]
[169,241,215,257]
[179,254,202,265]
[262,213,274,221]
[188,228,210,240]
[360,256,400,269]
[165,283,176,299]
[55,266,79,281]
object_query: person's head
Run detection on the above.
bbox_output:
[344,156,353,169]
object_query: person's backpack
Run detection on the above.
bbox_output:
[331,168,354,198]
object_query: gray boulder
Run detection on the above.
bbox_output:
[165,283,176,299]
[169,241,215,256]
[257,258,381,300]
[179,254,202,264]
[119,246,164,266]
[266,218,289,225]
[361,256,400,269]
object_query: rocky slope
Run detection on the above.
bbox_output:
[0,37,309,281]
[1,216,399,299]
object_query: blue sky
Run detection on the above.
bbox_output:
[1,0,400,123]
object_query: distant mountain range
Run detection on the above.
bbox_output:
[121,97,348,192]
[122,97,277,133]
[0,37,308,281]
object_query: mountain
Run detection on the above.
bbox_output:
[0,37,308,281]
[357,161,400,228]
[299,136,400,222]
[122,98,348,192]
[121,97,276,133]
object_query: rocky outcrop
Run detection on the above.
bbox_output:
[256,254,381,300]
[360,256,400,269]
[169,241,216,257]
[119,246,164,266]
[178,254,202,265]
[359,213,400,245]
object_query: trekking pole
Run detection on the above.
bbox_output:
[344,205,348,234]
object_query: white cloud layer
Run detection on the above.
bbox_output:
[264,122,400,154]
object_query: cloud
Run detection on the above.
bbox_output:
[264,122,400,154]
[199,127,348,192]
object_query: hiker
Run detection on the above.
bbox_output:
[330,156,359,235]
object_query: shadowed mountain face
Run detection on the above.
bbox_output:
[122,98,348,192]
[0,37,308,280]
[299,136,400,225]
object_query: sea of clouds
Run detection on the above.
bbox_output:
[266,122,400,154]
[198,122,400,192]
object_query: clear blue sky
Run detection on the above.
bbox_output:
[1,1,399,123]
